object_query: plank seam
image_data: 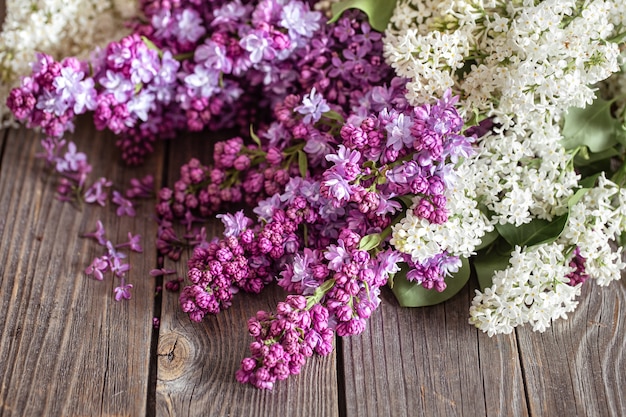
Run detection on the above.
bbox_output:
[336,336,347,417]
[515,329,533,417]
[146,140,170,417]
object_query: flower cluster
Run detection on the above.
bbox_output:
[384,0,623,127]
[173,80,476,388]
[384,0,626,335]
[0,0,137,125]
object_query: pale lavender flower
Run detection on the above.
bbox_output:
[217,211,251,237]
[184,65,220,98]
[175,9,206,44]
[212,1,250,29]
[324,240,350,271]
[130,48,159,84]
[280,2,321,39]
[253,194,282,222]
[55,141,87,173]
[322,171,352,204]
[240,31,275,64]
[385,111,414,151]
[117,232,143,253]
[295,87,330,124]
[195,40,233,74]
[99,70,134,103]
[127,90,155,122]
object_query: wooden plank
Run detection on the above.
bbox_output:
[0,120,159,416]
[340,282,529,417]
[517,278,626,416]
[155,132,339,417]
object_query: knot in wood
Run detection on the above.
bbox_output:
[158,332,192,381]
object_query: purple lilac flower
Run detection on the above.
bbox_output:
[114,279,134,301]
[113,191,136,217]
[84,178,113,206]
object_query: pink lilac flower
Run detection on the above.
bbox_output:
[114,278,134,301]
[112,190,136,217]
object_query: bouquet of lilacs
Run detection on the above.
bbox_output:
[9,0,626,391]
[384,0,626,335]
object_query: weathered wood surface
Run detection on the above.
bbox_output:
[0,119,625,417]
[0,122,158,416]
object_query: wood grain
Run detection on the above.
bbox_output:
[517,278,626,417]
[154,133,340,417]
[340,282,529,417]
[0,121,159,416]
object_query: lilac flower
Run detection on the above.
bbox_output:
[55,142,87,173]
[110,256,130,278]
[321,171,352,204]
[325,145,361,180]
[83,220,107,245]
[324,240,350,271]
[84,177,112,206]
[112,191,136,217]
[240,30,276,64]
[174,9,206,44]
[280,2,321,39]
[216,211,252,237]
[117,232,143,253]
[53,66,97,114]
[184,65,220,98]
[385,111,414,151]
[85,256,109,281]
[127,90,156,122]
[99,70,134,103]
[106,240,126,260]
[114,279,133,301]
[150,268,177,277]
[212,1,251,29]
[295,87,330,124]
[253,194,282,222]
[196,40,233,74]
[130,47,159,85]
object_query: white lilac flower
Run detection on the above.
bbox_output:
[384,0,622,126]
[469,244,581,336]
[0,0,138,125]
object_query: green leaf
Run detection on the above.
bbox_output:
[472,249,512,291]
[249,125,262,147]
[390,258,470,307]
[141,36,162,57]
[328,0,397,32]
[495,213,569,248]
[574,146,620,167]
[321,109,345,123]
[358,233,382,251]
[561,98,626,152]
[306,278,336,310]
[567,187,590,208]
[579,172,601,189]
[395,194,415,209]
[297,150,308,178]
[475,228,500,251]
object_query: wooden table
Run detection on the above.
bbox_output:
[0,119,625,417]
